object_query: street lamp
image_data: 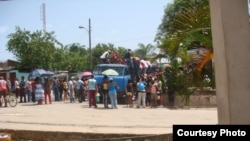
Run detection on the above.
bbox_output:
[79,18,92,70]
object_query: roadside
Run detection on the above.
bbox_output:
[0,101,218,135]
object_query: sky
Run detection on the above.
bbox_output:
[0,0,173,61]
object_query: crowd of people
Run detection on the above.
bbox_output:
[0,72,173,109]
[0,49,175,108]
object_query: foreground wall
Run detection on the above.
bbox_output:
[210,0,250,124]
[0,129,172,141]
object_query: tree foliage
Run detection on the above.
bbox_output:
[7,27,89,72]
[155,0,215,105]
[7,27,63,71]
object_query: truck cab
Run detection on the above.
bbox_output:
[93,64,131,104]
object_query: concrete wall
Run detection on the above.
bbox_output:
[210,0,250,124]
[162,89,217,108]
[0,129,173,141]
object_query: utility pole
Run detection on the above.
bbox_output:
[79,18,92,70]
[88,18,92,70]
[40,3,46,32]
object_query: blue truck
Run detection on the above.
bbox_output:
[92,64,131,104]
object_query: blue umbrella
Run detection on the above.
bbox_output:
[44,70,54,76]
[28,69,54,78]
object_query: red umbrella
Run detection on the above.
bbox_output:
[82,71,92,77]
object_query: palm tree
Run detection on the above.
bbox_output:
[154,0,214,105]
[134,43,156,61]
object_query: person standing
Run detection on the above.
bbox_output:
[68,77,75,103]
[145,81,151,107]
[83,77,89,101]
[136,78,146,108]
[101,75,109,108]
[26,77,32,102]
[155,76,163,106]
[31,78,36,102]
[167,83,175,108]
[124,49,133,68]
[0,76,8,107]
[35,77,44,105]
[88,75,98,108]
[44,77,52,104]
[62,78,68,102]
[150,80,158,108]
[19,76,27,103]
[108,78,119,109]
[75,77,84,102]
[58,79,64,101]
[126,79,134,108]
[14,78,20,98]
[52,77,60,101]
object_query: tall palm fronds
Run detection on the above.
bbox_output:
[165,1,212,58]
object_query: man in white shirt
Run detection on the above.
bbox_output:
[100,50,111,64]
[88,75,98,108]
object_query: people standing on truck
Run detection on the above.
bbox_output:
[124,49,133,68]
[102,75,109,109]
[136,78,146,108]
[100,50,111,64]
[132,56,140,81]
[111,50,119,64]
[140,59,148,75]
[108,78,119,109]
[88,75,98,108]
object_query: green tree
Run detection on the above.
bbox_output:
[7,27,62,71]
[134,43,156,61]
[155,0,214,105]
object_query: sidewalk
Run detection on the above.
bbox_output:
[0,101,218,135]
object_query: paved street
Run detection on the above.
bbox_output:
[0,101,218,135]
